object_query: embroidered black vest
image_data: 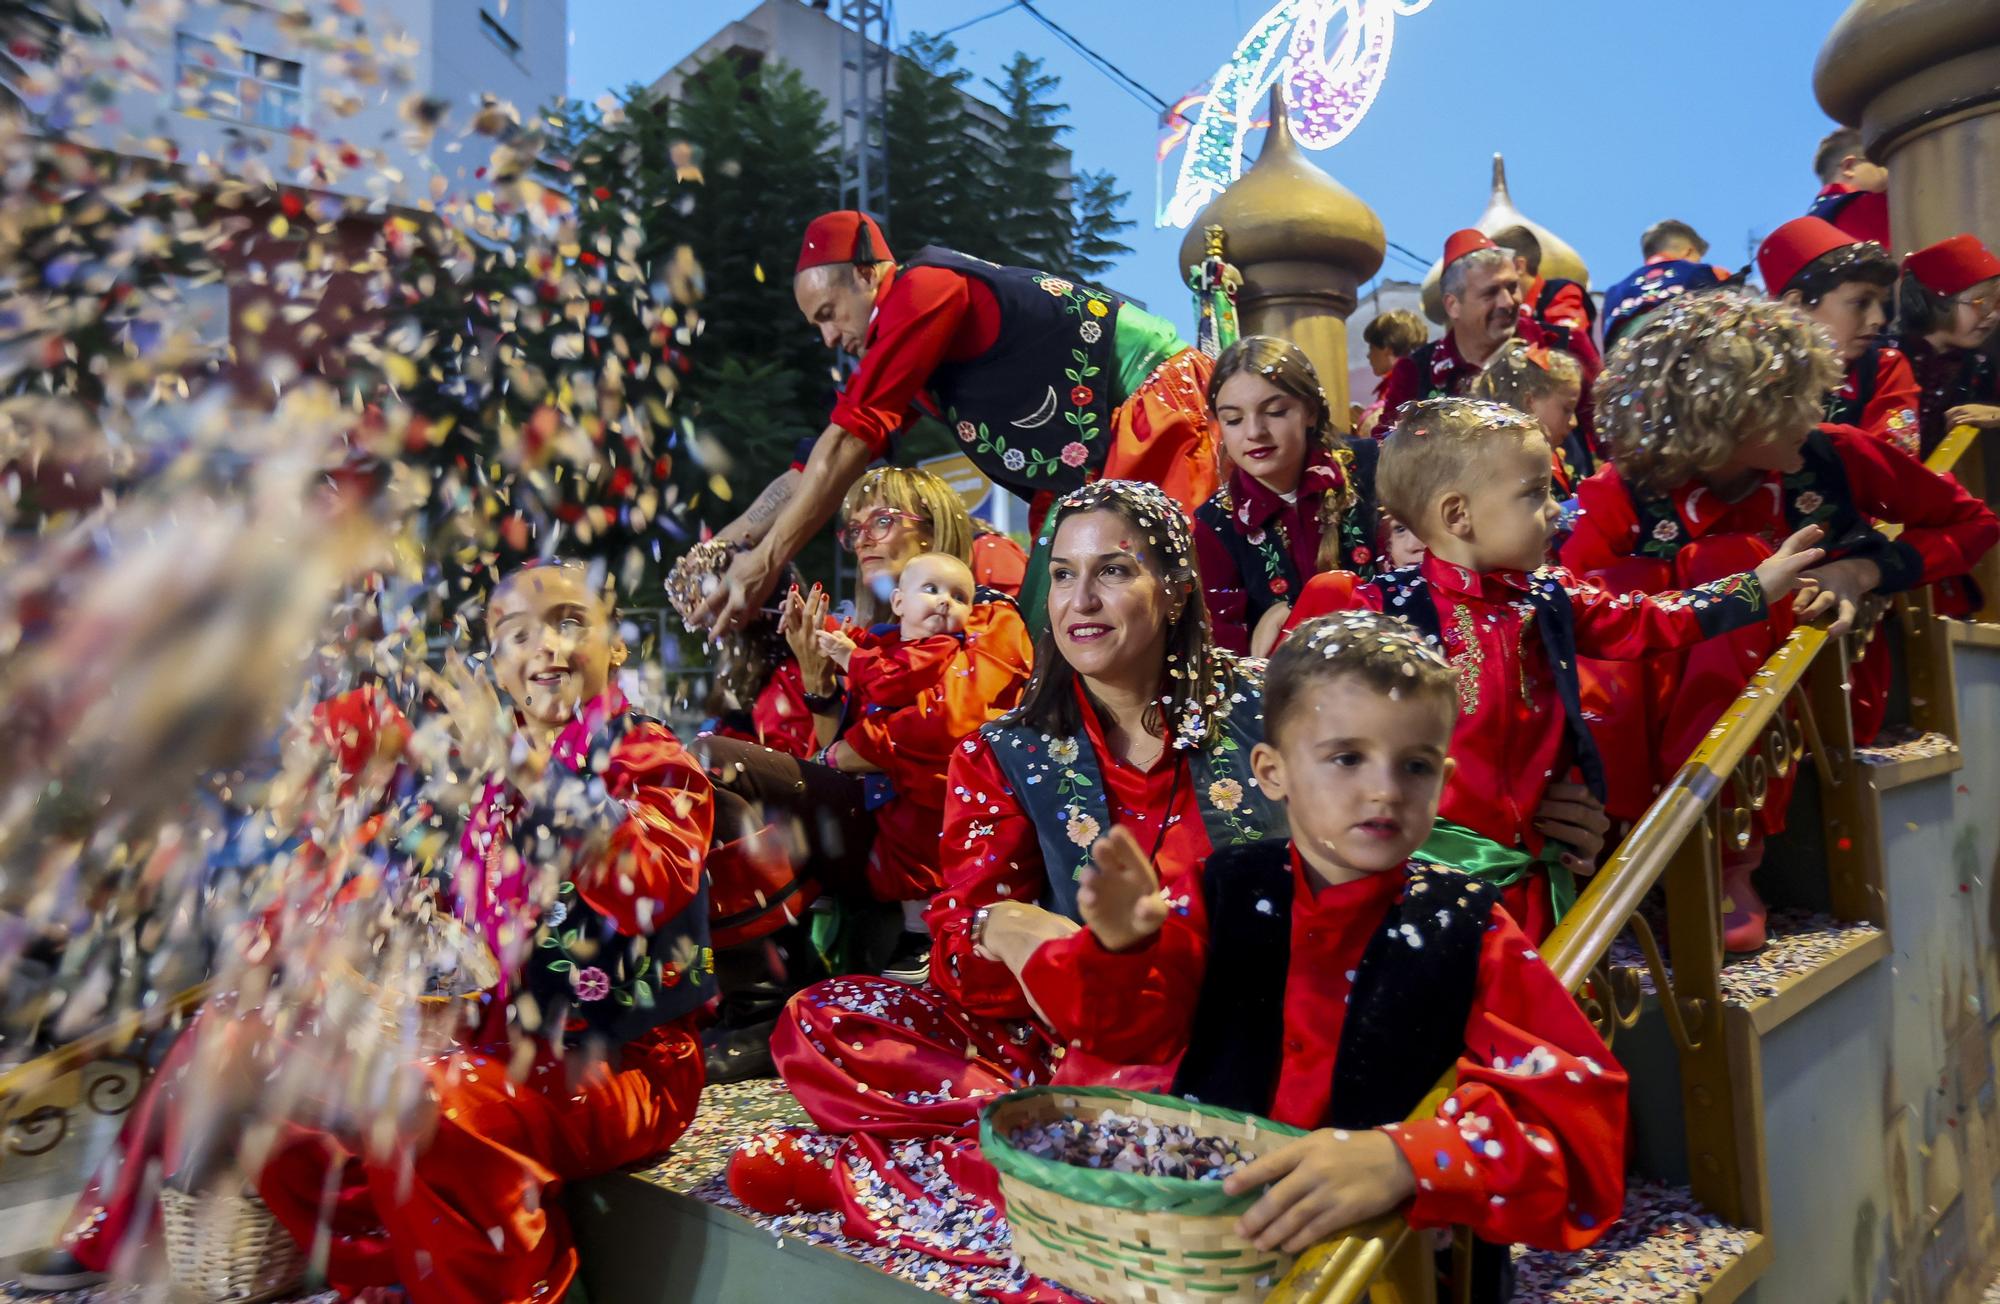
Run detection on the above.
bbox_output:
[904,246,1128,500]
[981,657,1287,920]
[518,713,717,1047]
[1371,568,1608,804]
[1194,439,1382,634]
[1623,427,1921,591]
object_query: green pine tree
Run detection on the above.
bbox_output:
[1068,168,1134,283]
[982,53,1073,273]
[883,33,998,256]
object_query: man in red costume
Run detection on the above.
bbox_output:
[695,211,1221,635]
[1381,230,1597,445]
[1809,126,1892,249]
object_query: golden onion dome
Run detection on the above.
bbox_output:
[1177,86,1386,285]
[1418,154,1591,323]
[1816,0,2000,142]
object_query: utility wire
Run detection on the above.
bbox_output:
[1016,0,1175,117]
[934,1,1021,40]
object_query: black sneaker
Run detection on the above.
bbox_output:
[880,930,931,985]
[15,1246,108,1292]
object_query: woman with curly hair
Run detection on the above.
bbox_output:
[1192,336,1381,655]
[1563,292,1996,950]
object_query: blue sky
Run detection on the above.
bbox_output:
[589,1,1850,335]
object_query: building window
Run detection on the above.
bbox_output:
[174,32,303,131]
[481,0,523,54]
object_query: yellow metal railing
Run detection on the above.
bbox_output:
[1274,424,1987,1304]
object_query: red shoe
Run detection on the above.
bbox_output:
[1720,858,1767,954]
[726,1128,843,1215]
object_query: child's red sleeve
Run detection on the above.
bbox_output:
[582,724,715,936]
[1555,565,1773,660]
[1278,570,1379,639]
[1193,513,1252,655]
[1020,881,1211,1065]
[842,606,1034,795]
[927,733,1058,1019]
[1830,425,2000,591]
[1382,907,1627,1250]
[847,633,955,712]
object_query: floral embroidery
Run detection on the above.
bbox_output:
[1207,778,1243,811]
[1079,319,1102,344]
[1039,277,1075,297]
[573,966,611,1002]
[1086,299,1108,318]
[1048,737,1080,766]
[1651,518,1681,543]
[1065,810,1101,847]
[957,420,978,443]
[1069,384,1094,407]
[1060,441,1089,468]
[1002,448,1026,472]
[950,398,1096,483]
[1793,490,1823,516]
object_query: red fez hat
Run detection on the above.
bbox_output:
[1442,228,1497,268]
[796,210,892,275]
[1904,234,2000,298]
[1756,217,1862,297]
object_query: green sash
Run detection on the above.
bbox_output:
[1412,818,1577,921]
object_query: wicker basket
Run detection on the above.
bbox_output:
[159,1187,306,1304]
[981,1085,1308,1304]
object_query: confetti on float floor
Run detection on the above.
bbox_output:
[1607,909,1883,1007]
[1856,729,1959,766]
[1513,1180,1752,1301]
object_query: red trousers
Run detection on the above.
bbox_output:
[254,1022,702,1304]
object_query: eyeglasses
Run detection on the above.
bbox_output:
[1955,292,1997,315]
[836,509,926,552]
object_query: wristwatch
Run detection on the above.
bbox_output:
[801,685,842,714]
[971,905,994,950]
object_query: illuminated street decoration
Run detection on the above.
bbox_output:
[1158,0,1435,227]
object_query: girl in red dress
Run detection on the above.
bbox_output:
[1564,294,1998,950]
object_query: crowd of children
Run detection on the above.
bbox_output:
[22,142,2000,1304]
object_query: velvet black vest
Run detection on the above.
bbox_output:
[1169,838,1500,1127]
[903,247,1128,501]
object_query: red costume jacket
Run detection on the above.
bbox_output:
[1523,276,1602,372]
[973,530,1029,596]
[1828,345,1922,456]
[841,602,1035,901]
[1283,554,1772,857]
[1034,847,1627,1250]
[829,266,1002,456]
[930,689,1214,1027]
[1811,184,1891,247]
[1561,424,1999,802]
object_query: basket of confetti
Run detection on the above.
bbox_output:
[159,1186,305,1304]
[980,1085,1308,1303]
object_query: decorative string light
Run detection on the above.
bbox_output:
[1158,0,1436,228]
